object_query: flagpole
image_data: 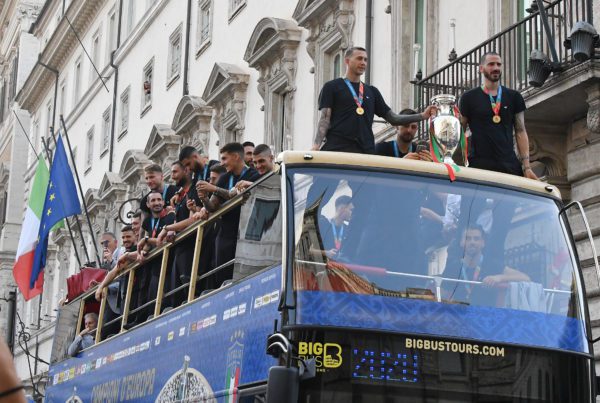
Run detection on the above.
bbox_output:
[40,137,85,268]
[13,110,83,268]
[46,127,94,266]
[60,115,102,265]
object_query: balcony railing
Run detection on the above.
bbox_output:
[413,0,592,125]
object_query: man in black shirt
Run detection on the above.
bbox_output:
[138,164,178,240]
[136,190,175,319]
[313,46,437,154]
[318,195,353,259]
[198,142,260,288]
[375,108,433,161]
[179,145,218,208]
[459,52,537,179]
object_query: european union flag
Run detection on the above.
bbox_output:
[30,135,81,288]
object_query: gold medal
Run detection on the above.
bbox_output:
[356,107,364,115]
[492,115,501,124]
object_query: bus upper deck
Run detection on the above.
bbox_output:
[46,151,597,402]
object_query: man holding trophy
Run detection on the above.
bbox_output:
[312,46,437,154]
[459,52,538,180]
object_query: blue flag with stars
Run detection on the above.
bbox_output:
[30,135,81,288]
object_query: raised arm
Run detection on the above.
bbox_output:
[312,108,331,151]
[514,112,538,180]
[384,105,437,126]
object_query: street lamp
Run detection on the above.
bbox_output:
[528,50,552,87]
[564,21,599,62]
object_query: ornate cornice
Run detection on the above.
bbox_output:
[16,0,108,111]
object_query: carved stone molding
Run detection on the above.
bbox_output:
[293,0,355,59]
[202,63,250,144]
[118,150,153,199]
[171,95,213,154]
[144,124,180,175]
[587,83,600,134]
[244,18,301,151]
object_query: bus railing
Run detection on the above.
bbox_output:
[71,192,248,346]
[296,259,570,305]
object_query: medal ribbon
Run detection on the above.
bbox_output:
[228,167,249,190]
[481,85,502,119]
[203,165,209,181]
[392,140,413,158]
[344,79,364,109]
[331,221,344,250]
[150,217,160,238]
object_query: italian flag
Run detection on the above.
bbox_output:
[225,366,240,403]
[13,156,49,301]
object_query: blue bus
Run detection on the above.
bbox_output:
[46,151,598,402]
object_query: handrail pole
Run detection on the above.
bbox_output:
[95,292,107,344]
[75,298,85,336]
[187,226,204,303]
[153,247,170,317]
[120,269,136,332]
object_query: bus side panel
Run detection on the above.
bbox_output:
[45,265,282,402]
[295,290,588,354]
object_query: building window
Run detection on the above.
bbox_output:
[73,57,82,104]
[119,87,130,138]
[196,0,212,55]
[229,0,246,22]
[141,58,154,115]
[332,52,343,79]
[167,26,182,86]
[90,30,102,85]
[126,0,135,34]
[59,79,67,117]
[101,107,111,156]
[107,8,118,60]
[85,126,94,172]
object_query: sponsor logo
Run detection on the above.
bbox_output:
[298,341,343,372]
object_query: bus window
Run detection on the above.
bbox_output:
[234,173,282,281]
[290,167,582,319]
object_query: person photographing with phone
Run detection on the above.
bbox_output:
[375,108,433,161]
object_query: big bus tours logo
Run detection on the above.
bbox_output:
[225,330,245,403]
[298,341,343,372]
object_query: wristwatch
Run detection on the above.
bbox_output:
[144,235,149,242]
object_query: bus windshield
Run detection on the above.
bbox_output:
[290,167,587,351]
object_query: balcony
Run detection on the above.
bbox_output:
[413,0,597,194]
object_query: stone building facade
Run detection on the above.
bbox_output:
[0,0,578,397]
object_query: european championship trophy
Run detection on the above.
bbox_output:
[429,94,468,170]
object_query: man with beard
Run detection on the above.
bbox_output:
[95,226,138,336]
[375,108,432,161]
[179,146,218,208]
[139,164,178,242]
[198,142,260,288]
[458,52,537,179]
[441,225,529,306]
[242,141,255,167]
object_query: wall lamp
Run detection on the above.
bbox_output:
[564,21,599,62]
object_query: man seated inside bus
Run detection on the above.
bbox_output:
[440,225,530,306]
[67,313,98,357]
[317,195,354,259]
[196,142,260,288]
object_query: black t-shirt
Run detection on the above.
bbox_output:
[215,167,260,239]
[174,187,191,223]
[141,212,175,238]
[375,140,415,158]
[188,160,219,206]
[459,86,526,175]
[318,78,391,154]
[318,215,349,252]
[139,185,178,215]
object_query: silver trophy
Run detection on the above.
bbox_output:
[430,94,465,165]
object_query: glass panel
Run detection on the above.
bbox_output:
[290,167,582,320]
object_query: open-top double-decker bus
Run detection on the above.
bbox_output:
[45,151,598,402]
